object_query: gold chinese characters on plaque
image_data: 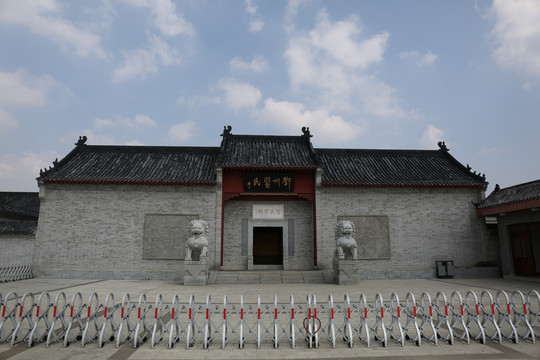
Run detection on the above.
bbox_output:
[253,204,284,220]
[244,173,294,192]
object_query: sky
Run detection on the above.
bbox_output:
[0,0,539,193]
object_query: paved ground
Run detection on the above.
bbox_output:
[1,277,539,360]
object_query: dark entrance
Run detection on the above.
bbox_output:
[509,222,540,277]
[253,227,283,265]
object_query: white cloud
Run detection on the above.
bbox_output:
[0,150,59,191]
[125,140,145,146]
[420,124,444,149]
[113,35,181,82]
[399,50,438,66]
[245,0,257,15]
[258,98,363,144]
[0,0,107,58]
[0,69,59,133]
[249,19,265,32]
[94,114,157,129]
[123,0,194,36]
[309,11,388,69]
[218,79,261,111]
[229,56,269,73]
[168,121,195,143]
[284,10,412,120]
[488,0,540,78]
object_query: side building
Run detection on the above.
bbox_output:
[34,127,498,281]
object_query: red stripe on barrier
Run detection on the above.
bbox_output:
[19,306,23,318]
[314,308,317,319]
[364,307,366,318]
[138,308,141,319]
[460,305,463,316]
[171,308,174,319]
[70,306,74,318]
[224,309,227,320]
[53,306,57,318]
[308,308,311,319]
[2,306,5,317]
[429,306,432,317]
[275,308,277,319]
[104,307,107,318]
[398,307,401,318]
[155,308,158,319]
[476,304,479,316]
[492,304,495,315]
[258,308,260,320]
[189,308,192,320]
[36,306,40,317]
[414,306,417,318]
[121,307,124,319]
[291,308,294,319]
[381,307,384,318]
[507,304,511,315]
[331,308,334,319]
[88,307,91,318]
[206,308,209,320]
[445,305,448,317]
[240,308,243,320]
[523,304,527,315]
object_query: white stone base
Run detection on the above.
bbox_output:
[184,258,208,286]
[333,257,359,285]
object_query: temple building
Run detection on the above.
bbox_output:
[33,126,499,282]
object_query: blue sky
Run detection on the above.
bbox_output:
[0,0,539,193]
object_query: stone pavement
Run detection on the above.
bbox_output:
[1,277,539,360]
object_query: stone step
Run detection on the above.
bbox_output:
[213,270,328,284]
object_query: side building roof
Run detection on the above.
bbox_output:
[37,128,487,189]
[0,192,39,235]
[477,179,540,215]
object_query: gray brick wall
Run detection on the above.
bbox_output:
[34,183,217,280]
[316,186,495,278]
[0,235,35,266]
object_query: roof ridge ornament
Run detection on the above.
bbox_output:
[301,126,312,139]
[221,125,232,137]
[437,141,448,151]
[75,136,87,147]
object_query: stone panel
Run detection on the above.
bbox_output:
[337,215,390,259]
[143,214,198,260]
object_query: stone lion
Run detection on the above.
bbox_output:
[335,220,358,260]
[185,220,209,261]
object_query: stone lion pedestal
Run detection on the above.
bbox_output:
[333,220,360,285]
[183,219,209,286]
[184,256,208,286]
[333,257,360,285]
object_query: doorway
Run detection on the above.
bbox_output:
[253,227,283,265]
[509,222,540,277]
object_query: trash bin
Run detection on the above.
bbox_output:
[436,260,454,278]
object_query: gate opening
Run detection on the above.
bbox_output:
[253,227,283,265]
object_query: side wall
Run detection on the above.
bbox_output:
[34,183,217,280]
[316,186,498,279]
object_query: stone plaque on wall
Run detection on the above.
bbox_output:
[337,216,391,259]
[143,214,198,260]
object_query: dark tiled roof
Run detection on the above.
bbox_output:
[0,220,37,235]
[0,192,40,219]
[217,134,317,169]
[318,148,486,187]
[478,180,540,209]
[38,144,219,185]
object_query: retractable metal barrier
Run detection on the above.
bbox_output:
[0,289,538,349]
[0,266,35,283]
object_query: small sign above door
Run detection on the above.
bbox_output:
[253,204,284,219]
